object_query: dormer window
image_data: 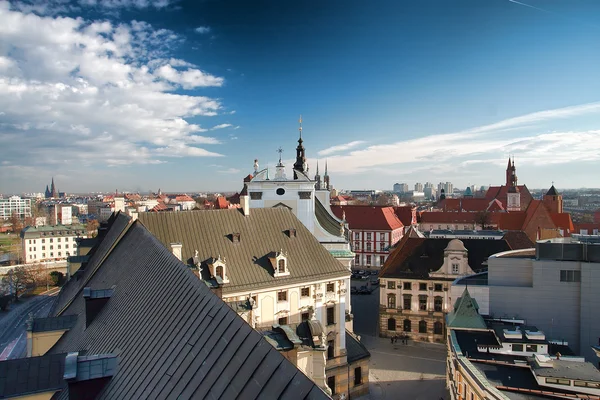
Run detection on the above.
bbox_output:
[452,263,459,274]
[208,255,229,284]
[271,250,290,277]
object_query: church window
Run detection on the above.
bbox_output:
[276,188,285,196]
[278,259,285,273]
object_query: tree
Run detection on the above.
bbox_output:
[9,212,22,234]
[50,271,65,286]
[376,193,391,206]
[475,211,491,230]
[2,266,36,301]
[86,219,100,237]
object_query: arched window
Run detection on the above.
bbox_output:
[215,265,224,279]
[278,259,286,273]
[388,318,396,331]
[419,320,427,333]
[434,321,443,335]
[387,294,396,309]
[403,319,411,332]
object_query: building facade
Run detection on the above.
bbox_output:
[331,205,404,269]
[0,195,31,220]
[20,224,87,263]
[378,229,518,342]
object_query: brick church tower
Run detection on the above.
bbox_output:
[543,185,563,214]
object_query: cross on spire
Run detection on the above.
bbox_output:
[298,114,302,139]
[277,147,284,163]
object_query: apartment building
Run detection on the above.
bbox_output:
[20,224,87,263]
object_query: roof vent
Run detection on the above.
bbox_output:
[232,233,241,243]
[288,228,297,238]
[83,286,114,328]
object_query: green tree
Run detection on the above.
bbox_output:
[50,271,65,286]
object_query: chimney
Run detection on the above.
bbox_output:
[83,287,114,328]
[170,242,183,261]
[240,194,250,216]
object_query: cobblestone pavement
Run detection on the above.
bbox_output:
[350,278,449,400]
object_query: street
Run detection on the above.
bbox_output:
[0,290,57,360]
[350,279,449,400]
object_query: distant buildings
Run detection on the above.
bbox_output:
[0,195,31,219]
[446,288,600,400]
[393,183,409,194]
[414,182,424,192]
[438,182,454,198]
[20,224,87,263]
[44,177,59,198]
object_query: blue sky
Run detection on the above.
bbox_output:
[1,0,600,194]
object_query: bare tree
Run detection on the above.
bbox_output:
[2,266,36,301]
[9,212,22,234]
[475,211,491,230]
[86,219,100,237]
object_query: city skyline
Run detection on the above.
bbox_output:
[2,0,600,193]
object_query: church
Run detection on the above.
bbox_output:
[241,116,354,269]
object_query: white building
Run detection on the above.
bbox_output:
[0,196,31,219]
[20,224,87,263]
[59,206,72,225]
[244,135,354,269]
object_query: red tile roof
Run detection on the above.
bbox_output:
[497,212,526,230]
[420,211,501,225]
[484,185,533,210]
[331,205,404,231]
[550,213,574,233]
[214,196,229,210]
[394,206,417,226]
[574,222,600,234]
[175,195,195,202]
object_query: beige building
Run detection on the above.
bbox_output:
[139,205,369,399]
[20,224,87,263]
[378,228,517,342]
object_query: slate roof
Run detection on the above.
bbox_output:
[51,212,133,316]
[346,332,371,363]
[47,220,328,400]
[31,314,78,333]
[315,197,344,237]
[0,353,66,398]
[447,289,487,330]
[545,186,559,196]
[137,208,349,295]
[331,205,403,231]
[380,236,513,280]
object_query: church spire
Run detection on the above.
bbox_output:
[323,160,330,190]
[293,115,307,180]
[314,160,322,190]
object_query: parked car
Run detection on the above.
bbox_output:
[350,287,358,294]
[361,274,369,280]
[370,278,379,286]
[358,286,371,295]
[370,270,379,276]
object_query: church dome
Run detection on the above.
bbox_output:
[446,239,467,252]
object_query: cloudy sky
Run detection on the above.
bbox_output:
[1,0,600,194]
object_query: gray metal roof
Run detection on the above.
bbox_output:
[51,212,133,315]
[48,220,329,400]
[0,352,67,398]
[30,314,78,333]
[532,360,600,381]
[137,208,350,294]
[346,332,370,363]
[315,197,344,237]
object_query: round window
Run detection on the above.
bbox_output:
[276,188,285,196]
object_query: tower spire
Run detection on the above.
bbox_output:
[293,114,306,179]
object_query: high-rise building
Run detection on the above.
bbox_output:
[414,182,424,192]
[0,195,31,219]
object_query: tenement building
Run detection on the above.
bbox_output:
[378,227,531,342]
[446,288,600,400]
[331,205,404,270]
[0,195,31,220]
[20,224,87,263]
[242,118,354,269]
[0,213,329,400]
[453,234,600,362]
[138,204,369,399]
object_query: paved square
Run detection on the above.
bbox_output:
[350,279,449,400]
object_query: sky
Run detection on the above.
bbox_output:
[1,0,600,194]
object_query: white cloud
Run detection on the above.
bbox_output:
[211,123,232,130]
[317,140,366,156]
[195,26,210,34]
[320,102,600,175]
[0,4,225,176]
[10,0,175,15]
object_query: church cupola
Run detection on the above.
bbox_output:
[275,148,287,180]
[543,183,563,213]
[293,115,307,179]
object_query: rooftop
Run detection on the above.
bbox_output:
[331,205,404,231]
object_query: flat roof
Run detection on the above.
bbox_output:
[533,359,600,382]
